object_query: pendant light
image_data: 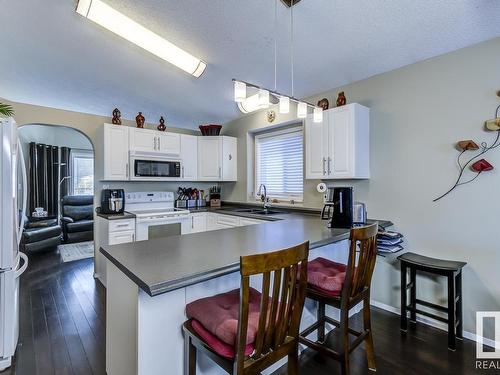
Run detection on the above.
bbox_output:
[234,81,247,102]
[279,96,290,114]
[297,102,307,118]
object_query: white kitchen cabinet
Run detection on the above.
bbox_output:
[305,103,370,179]
[206,213,218,231]
[197,136,237,181]
[190,213,207,233]
[109,230,135,245]
[103,123,130,180]
[180,134,198,180]
[158,132,181,155]
[129,127,181,155]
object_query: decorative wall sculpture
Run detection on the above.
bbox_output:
[434,93,500,202]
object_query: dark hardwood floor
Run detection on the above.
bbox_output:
[1,250,490,374]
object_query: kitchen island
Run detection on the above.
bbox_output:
[100,210,392,375]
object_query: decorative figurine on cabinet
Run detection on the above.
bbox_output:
[112,108,122,125]
[336,92,347,107]
[267,110,276,123]
[317,98,329,110]
[135,112,145,128]
[157,116,167,131]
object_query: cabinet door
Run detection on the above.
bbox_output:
[305,114,329,179]
[103,124,129,180]
[129,128,156,153]
[158,132,181,155]
[190,214,207,233]
[180,135,198,180]
[206,213,217,231]
[329,106,353,178]
[222,136,237,181]
[197,137,222,181]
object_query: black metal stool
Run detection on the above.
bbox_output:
[397,252,466,351]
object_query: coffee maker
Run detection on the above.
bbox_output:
[101,189,125,214]
[321,187,354,228]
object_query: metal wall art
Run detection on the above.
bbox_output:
[434,92,500,202]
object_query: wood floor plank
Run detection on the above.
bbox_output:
[30,288,55,374]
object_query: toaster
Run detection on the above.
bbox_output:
[353,202,367,224]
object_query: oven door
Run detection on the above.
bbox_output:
[130,154,181,181]
[135,215,191,241]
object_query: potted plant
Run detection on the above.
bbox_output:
[0,102,14,117]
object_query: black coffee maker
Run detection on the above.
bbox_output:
[321,187,353,229]
[100,189,125,214]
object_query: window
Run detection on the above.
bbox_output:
[71,150,94,195]
[255,126,303,202]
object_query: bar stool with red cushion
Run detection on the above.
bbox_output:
[299,223,379,375]
[183,241,309,374]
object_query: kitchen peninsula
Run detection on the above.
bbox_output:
[100,209,392,375]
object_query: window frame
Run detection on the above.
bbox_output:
[70,149,94,196]
[253,125,304,204]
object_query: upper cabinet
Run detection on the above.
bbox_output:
[198,136,237,181]
[305,103,370,179]
[129,127,180,156]
[180,134,198,180]
[103,123,130,180]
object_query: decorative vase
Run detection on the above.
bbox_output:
[336,92,347,107]
[157,116,166,131]
[317,98,329,110]
[135,112,145,128]
[112,108,122,125]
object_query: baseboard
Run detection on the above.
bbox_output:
[370,299,497,349]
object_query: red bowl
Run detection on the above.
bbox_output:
[199,124,222,136]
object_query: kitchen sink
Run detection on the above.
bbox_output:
[234,208,283,215]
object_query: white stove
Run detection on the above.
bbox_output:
[125,192,191,241]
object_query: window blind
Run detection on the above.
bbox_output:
[255,127,303,201]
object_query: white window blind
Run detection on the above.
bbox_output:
[255,127,303,201]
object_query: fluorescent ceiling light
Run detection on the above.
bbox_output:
[76,0,206,77]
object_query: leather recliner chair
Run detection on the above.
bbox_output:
[21,216,62,254]
[61,195,94,243]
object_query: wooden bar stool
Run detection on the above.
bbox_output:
[299,223,379,375]
[183,241,309,374]
[398,252,466,351]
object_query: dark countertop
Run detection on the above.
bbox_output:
[100,206,393,297]
[96,210,136,220]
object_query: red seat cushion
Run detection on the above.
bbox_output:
[191,320,255,359]
[186,288,262,353]
[307,257,347,296]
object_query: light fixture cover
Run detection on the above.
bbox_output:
[234,81,246,103]
[313,107,323,122]
[279,96,290,114]
[75,0,206,77]
[297,102,307,118]
[237,93,261,114]
[258,90,270,108]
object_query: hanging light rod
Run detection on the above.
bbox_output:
[232,79,317,109]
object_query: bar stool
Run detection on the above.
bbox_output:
[299,223,379,375]
[397,252,466,351]
[183,241,309,374]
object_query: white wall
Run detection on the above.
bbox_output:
[19,123,92,150]
[221,37,500,337]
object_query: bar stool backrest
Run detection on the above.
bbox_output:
[343,223,379,301]
[235,241,309,373]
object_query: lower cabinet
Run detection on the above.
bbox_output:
[192,212,266,233]
[96,217,136,287]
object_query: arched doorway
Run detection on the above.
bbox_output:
[18,124,96,262]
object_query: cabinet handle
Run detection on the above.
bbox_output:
[154,137,157,151]
[328,157,332,175]
[219,167,222,179]
[126,163,129,178]
[182,166,185,178]
[116,224,129,227]
[132,233,135,242]
[322,157,327,175]
[158,137,161,150]
[191,216,194,229]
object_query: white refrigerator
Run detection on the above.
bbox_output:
[0,117,28,371]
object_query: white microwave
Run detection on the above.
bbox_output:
[129,152,181,181]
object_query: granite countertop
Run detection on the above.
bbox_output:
[100,206,393,297]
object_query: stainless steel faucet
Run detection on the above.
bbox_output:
[257,184,271,209]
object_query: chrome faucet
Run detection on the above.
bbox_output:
[257,184,271,209]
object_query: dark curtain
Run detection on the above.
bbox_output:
[29,142,60,217]
[60,147,71,199]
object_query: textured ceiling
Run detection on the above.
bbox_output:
[1,0,500,128]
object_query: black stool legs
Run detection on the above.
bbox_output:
[398,252,466,351]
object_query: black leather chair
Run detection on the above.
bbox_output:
[61,195,94,243]
[21,216,62,254]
